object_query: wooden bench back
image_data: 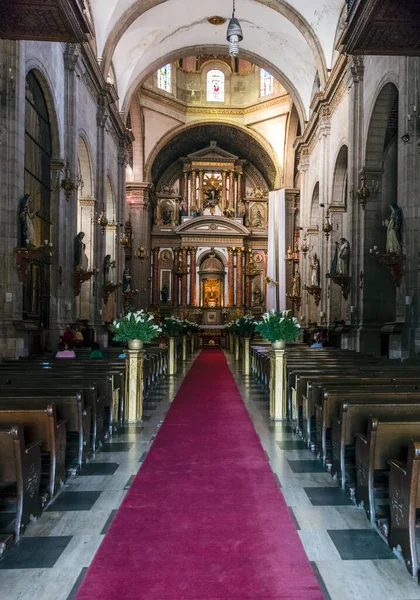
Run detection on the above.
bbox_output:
[369,418,420,469]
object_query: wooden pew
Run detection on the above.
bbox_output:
[314,386,420,463]
[388,441,420,578]
[355,417,420,524]
[0,403,65,499]
[0,382,103,451]
[331,399,420,490]
[0,392,89,472]
[0,423,42,542]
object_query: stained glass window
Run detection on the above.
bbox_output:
[207,70,225,102]
[157,64,172,93]
[260,69,274,97]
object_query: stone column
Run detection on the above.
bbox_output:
[190,247,197,306]
[227,248,234,306]
[229,332,234,353]
[192,170,197,210]
[125,349,144,422]
[198,171,204,212]
[242,337,251,375]
[244,251,251,307]
[168,337,177,375]
[269,347,287,421]
[182,334,187,361]
[237,172,243,204]
[126,183,154,310]
[183,171,188,204]
[181,247,188,306]
[152,247,160,307]
[236,248,243,306]
[234,334,240,361]
[222,171,227,211]
[229,172,235,212]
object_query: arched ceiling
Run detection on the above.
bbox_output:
[88,0,344,118]
[148,123,278,190]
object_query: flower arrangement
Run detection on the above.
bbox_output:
[110,310,162,343]
[184,320,200,334]
[225,320,240,334]
[162,316,185,337]
[235,314,256,337]
[255,309,301,343]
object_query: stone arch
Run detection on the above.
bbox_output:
[365,82,399,171]
[100,0,327,94]
[310,182,320,227]
[146,121,281,191]
[24,64,61,158]
[106,175,116,220]
[77,135,95,198]
[331,144,348,206]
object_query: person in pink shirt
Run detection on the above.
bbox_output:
[55,341,76,359]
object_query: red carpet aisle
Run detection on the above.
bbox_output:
[76,349,323,599]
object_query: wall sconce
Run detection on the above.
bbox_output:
[356,173,379,210]
[401,133,410,143]
[60,162,78,201]
[301,232,309,256]
[97,204,108,234]
[137,244,146,260]
[322,210,333,240]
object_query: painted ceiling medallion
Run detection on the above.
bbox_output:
[208,16,226,26]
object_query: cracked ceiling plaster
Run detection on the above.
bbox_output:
[89,0,345,118]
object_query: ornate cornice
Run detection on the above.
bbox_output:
[140,87,289,117]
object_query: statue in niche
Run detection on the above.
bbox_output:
[337,238,350,276]
[74,232,89,271]
[383,202,403,254]
[160,286,168,303]
[103,254,112,284]
[179,201,188,218]
[253,285,262,305]
[310,253,320,287]
[161,204,173,225]
[192,206,201,218]
[251,206,263,228]
[19,194,39,247]
[123,268,132,293]
[291,268,301,297]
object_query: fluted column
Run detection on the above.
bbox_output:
[227,248,234,306]
[183,171,188,209]
[198,171,204,212]
[190,247,197,306]
[222,171,227,211]
[152,247,160,307]
[181,247,188,306]
[229,172,235,212]
[236,249,243,306]
[172,248,179,307]
[191,170,197,210]
[264,249,268,308]
[244,251,251,307]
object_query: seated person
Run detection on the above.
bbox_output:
[62,326,75,349]
[310,331,326,348]
[56,341,76,359]
[89,341,105,359]
[74,327,84,348]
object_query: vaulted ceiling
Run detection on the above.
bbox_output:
[88,0,345,119]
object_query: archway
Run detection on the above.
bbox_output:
[199,251,226,325]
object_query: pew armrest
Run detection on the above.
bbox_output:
[25,440,42,454]
[388,458,407,475]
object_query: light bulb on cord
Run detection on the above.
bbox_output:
[226,0,243,57]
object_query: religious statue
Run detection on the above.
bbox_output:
[19,194,38,247]
[310,253,320,287]
[74,232,89,271]
[384,202,403,254]
[204,186,220,215]
[337,238,350,276]
[224,205,235,219]
[161,205,173,225]
[160,286,168,303]
[291,269,301,297]
[251,207,263,228]
[253,285,262,305]
[123,268,132,293]
[192,206,201,218]
[179,201,188,218]
[103,254,112,284]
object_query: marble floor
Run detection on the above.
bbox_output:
[1,350,420,599]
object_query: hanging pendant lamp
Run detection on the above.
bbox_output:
[226,0,243,57]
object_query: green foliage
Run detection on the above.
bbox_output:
[255,309,301,343]
[110,311,161,343]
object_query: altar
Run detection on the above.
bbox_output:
[202,307,223,326]
[198,325,226,347]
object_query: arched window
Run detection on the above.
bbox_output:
[207,70,225,102]
[260,69,274,97]
[157,64,172,93]
[23,71,52,326]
